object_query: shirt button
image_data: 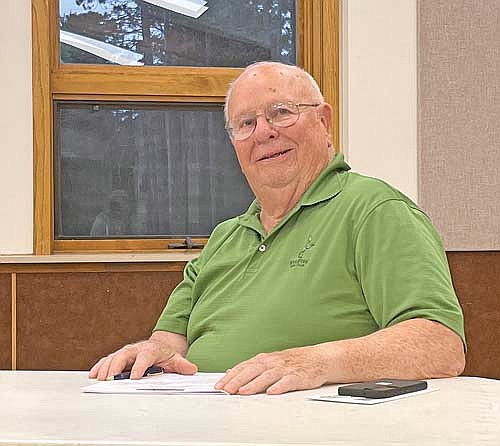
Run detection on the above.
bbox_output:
[258,244,266,252]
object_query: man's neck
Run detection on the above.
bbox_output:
[258,184,304,234]
[253,157,332,234]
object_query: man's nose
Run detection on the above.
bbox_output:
[253,115,278,143]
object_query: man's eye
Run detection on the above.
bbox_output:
[269,106,294,120]
[239,118,255,128]
[276,107,292,115]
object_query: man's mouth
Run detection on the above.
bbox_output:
[258,149,293,161]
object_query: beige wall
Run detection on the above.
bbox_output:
[0,1,418,254]
[418,0,500,250]
[342,0,418,201]
[0,0,33,254]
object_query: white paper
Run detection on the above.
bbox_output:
[82,372,227,395]
[310,387,437,405]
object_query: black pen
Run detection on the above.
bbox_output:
[106,366,164,381]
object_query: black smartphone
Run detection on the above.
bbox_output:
[337,379,427,399]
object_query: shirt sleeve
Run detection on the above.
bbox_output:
[153,255,201,335]
[354,199,466,345]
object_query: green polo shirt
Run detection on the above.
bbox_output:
[154,154,465,372]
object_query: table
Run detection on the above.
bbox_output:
[1,371,499,445]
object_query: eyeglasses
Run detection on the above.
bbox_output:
[226,101,321,141]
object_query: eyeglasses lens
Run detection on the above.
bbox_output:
[231,102,300,140]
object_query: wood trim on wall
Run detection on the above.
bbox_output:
[322,0,340,153]
[11,273,16,370]
[0,262,187,274]
[0,274,12,370]
[311,4,324,86]
[32,0,340,254]
[53,239,206,253]
[298,0,311,70]
[52,66,242,97]
[300,0,340,153]
[32,0,54,255]
[52,94,228,102]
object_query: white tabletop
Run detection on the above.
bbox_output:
[1,371,499,446]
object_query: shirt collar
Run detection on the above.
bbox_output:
[237,153,351,230]
[299,153,350,205]
[237,199,262,232]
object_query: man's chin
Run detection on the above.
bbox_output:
[251,171,298,190]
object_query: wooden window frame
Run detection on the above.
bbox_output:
[32,0,340,254]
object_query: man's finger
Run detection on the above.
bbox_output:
[237,369,282,395]
[94,345,138,380]
[218,364,263,394]
[214,364,248,389]
[89,356,108,378]
[96,359,115,381]
[266,374,302,395]
[162,353,198,375]
[129,350,157,379]
[105,346,138,378]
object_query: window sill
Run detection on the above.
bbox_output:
[0,252,199,264]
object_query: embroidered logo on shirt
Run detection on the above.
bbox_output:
[289,236,316,268]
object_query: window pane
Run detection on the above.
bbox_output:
[59,0,297,66]
[54,102,254,239]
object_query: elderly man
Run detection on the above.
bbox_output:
[90,62,465,395]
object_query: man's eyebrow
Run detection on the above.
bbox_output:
[233,111,257,119]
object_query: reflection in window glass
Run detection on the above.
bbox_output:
[54,102,254,239]
[59,0,296,66]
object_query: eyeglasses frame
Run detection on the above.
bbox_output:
[225,101,322,141]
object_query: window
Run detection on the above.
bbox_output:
[54,101,252,239]
[33,0,340,254]
[59,0,297,67]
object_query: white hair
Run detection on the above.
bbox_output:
[224,61,324,124]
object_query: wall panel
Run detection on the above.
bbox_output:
[2,253,498,378]
[0,274,12,369]
[448,252,500,379]
[419,0,500,249]
[16,271,183,370]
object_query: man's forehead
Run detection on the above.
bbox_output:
[235,66,306,92]
[228,66,311,115]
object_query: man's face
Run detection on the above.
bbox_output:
[227,66,333,193]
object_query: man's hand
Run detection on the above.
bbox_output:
[89,332,197,380]
[214,346,329,395]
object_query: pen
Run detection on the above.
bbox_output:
[106,366,164,381]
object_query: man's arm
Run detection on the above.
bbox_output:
[215,318,465,395]
[322,318,465,382]
[89,330,197,381]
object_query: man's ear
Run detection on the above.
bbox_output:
[318,102,333,135]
